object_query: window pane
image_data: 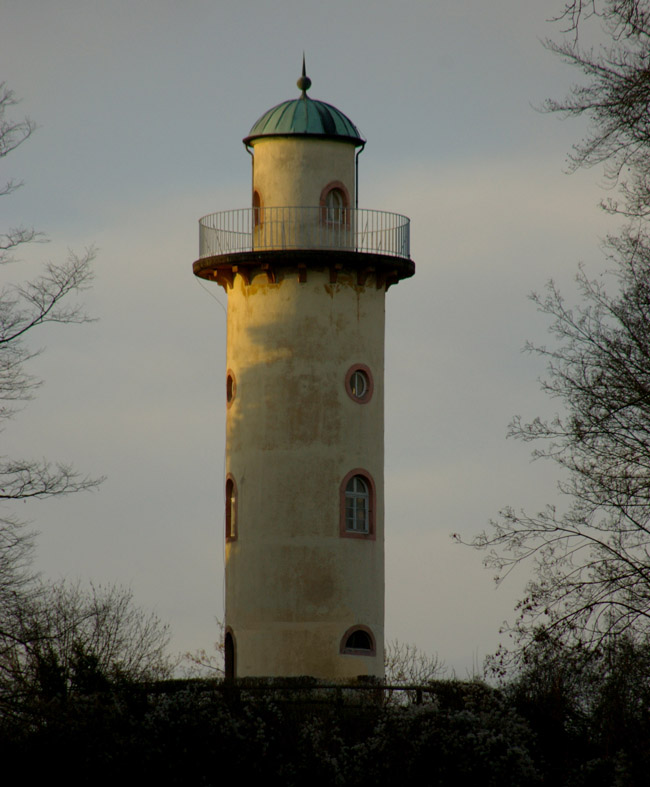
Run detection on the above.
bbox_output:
[326,189,344,223]
[346,630,372,650]
[226,478,236,539]
[345,475,369,533]
[350,370,367,399]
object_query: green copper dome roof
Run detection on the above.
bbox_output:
[243,64,365,147]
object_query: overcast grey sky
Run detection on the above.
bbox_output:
[0,1,617,674]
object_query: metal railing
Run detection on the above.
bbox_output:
[198,207,410,260]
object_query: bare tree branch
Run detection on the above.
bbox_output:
[0,83,105,702]
[0,227,45,262]
[0,83,35,161]
[0,460,102,500]
[462,6,650,657]
[460,233,650,651]
[542,4,650,218]
[550,0,648,40]
[0,247,96,428]
[0,581,172,716]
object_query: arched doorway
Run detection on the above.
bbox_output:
[224,630,236,680]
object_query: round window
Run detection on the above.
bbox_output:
[345,364,373,404]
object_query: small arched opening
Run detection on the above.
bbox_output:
[340,625,376,656]
[224,629,236,679]
[252,189,262,227]
[225,475,237,541]
[320,181,350,227]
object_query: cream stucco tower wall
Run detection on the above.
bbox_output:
[194,69,414,679]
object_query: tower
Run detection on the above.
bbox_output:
[194,65,414,679]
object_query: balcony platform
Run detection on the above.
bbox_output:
[193,207,415,290]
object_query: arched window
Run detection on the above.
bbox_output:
[346,475,369,533]
[225,475,237,541]
[226,369,236,407]
[340,625,376,656]
[320,181,350,227]
[326,188,344,224]
[253,189,262,227]
[340,469,376,538]
[346,629,372,649]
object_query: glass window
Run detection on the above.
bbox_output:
[345,630,372,650]
[340,470,375,538]
[340,625,376,656]
[325,188,345,224]
[345,364,373,404]
[350,369,368,399]
[345,475,369,534]
[225,476,237,541]
[253,190,262,226]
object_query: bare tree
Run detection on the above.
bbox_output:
[0,85,174,724]
[0,83,108,713]
[0,83,35,198]
[382,639,445,705]
[464,237,650,651]
[462,3,650,658]
[543,2,650,219]
[0,581,172,716]
[180,619,225,677]
[0,84,100,613]
[551,0,647,39]
[384,639,445,685]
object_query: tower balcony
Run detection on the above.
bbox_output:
[194,207,414,289]
[199,206,410,259]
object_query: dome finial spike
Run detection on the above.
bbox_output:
[297,53,312,96]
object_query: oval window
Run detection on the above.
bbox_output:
[345,364,373,403]
[350,369,368,399]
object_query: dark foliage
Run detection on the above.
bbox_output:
[0,678,540,787]
[0,582,172,722]
[4,665,649,786]
[506,635,650,786]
